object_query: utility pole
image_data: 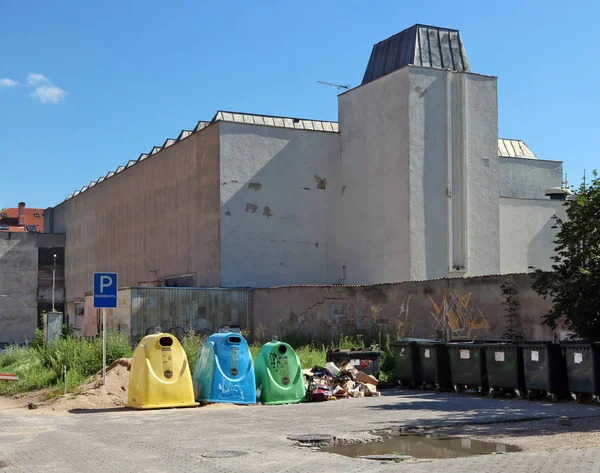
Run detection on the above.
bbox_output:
[52,254,57,312]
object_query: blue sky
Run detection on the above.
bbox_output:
[1,0,598,209]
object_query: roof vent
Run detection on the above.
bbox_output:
[362,24,470,85]
[545,187,571,201]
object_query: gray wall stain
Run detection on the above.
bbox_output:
[245,203,258,213]
[314,174,327,190]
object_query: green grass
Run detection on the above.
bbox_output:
[0,331,133,396]
[0,329,397,396]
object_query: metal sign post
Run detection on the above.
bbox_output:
[93,272,118,386]
[103,308,107,385]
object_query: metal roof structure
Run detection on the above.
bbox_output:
[362,24,471,85]
[498,139,537,159]
[63,111,338,202]
[61,103,540,203]
[212,111,338,132]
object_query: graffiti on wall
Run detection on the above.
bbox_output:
[395,295,413,337]
[427,289,489,340]
[325,302,389,330]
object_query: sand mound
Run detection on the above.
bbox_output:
[4,357,250,413]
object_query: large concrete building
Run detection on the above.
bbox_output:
[45,24,567,324]
[0,232,65,344]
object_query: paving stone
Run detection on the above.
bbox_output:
[1,390,600,472]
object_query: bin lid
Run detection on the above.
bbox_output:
[329,347,382,353]
[560,341,600,347]
[391,338,433,345]
[519,340,556,347]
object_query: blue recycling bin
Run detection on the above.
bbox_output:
[193,332,256,405]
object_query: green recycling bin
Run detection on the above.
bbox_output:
[254,340,305,404]
[391,338,429,387]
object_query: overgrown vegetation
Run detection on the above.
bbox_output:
[0,331,133,396]
[501,275,523,342]
[0,325,398,397]
[531,170,600,340]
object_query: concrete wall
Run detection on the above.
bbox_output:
[251,274,555,343]
[219,122,339,287]
[408,67,499,280]
[500,198,563,273]
[499,157,563,199]
[333,66,499,284]
[0,233,39,344]
[49,125,221,301]
[333,67,411,284]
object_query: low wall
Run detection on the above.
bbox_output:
[252,274,557,343]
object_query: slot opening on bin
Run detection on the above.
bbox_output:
[228,336,242,344]
[278,344,287,354]
[159,336,173,347]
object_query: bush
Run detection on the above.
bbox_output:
[0,331,133,395]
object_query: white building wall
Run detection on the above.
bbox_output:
[500,198,563,273]
[407,67,499,280]
[499,157,563,199]
[333,68,411,284]
[219,122,339,287]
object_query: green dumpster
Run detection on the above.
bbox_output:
[254,340,305,404]
[391,338,430,387]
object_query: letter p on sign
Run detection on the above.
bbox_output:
[100,275,112,292]
[93,272,118,308]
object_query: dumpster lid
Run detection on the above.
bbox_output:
[561,341,600,347]
[391,338,435,345]
[328,347,382,354]
[519,340,557,347]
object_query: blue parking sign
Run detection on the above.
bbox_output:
[93,273,118,308]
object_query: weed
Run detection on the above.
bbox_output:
[0,331,133,395]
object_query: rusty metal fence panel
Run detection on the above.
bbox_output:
[130,287,251,342]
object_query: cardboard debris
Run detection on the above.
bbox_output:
[341,363,358,376]
[303,364,380,402]
[356,371,378,386]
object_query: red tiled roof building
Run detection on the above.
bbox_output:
[0,202,44,232]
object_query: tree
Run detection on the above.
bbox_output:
[501,276,523,342]
[531,170,600,340]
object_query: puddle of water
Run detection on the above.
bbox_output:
[324,434,520,460]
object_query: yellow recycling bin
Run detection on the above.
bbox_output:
[127,333,198,409]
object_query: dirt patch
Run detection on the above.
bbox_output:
[1,358,249,413]
[431,416,600,453]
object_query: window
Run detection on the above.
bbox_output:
[0,212,6,218]
[26,225,37,232]
[0,224,9,231]
[34,213,41,218]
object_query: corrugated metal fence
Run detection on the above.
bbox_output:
[130,287,252,342]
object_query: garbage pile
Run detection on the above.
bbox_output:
[303,361,380,402]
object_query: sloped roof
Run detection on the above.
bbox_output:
[363,24,471,85]
[0,207,44,232]
[212,111,338,132]
[62,111,337,202]
[498,139,537,159]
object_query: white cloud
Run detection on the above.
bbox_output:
[29,84,67,104]
[0,78,19,87]
[27,73,50,86]
[26,73,67,103]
